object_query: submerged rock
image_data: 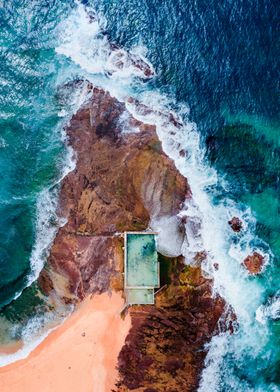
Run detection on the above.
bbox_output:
[243,251,265,275]
[228,216,243,232]
[106,48,155,78]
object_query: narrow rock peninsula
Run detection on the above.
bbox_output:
[38,86,224,391]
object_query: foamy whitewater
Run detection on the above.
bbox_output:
[27,81,94,285]
[6,81,92,302]
[1,1,277,389]
[0,76,93,366]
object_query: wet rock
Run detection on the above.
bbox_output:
[179,149,186,157]
[107,48,155,79]
[243,251,265,275]
[228,217,243,232]
[38,269,54,295]
[194,251,207,265]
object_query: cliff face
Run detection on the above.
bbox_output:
[39,86,224,391]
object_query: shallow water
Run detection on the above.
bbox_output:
[0,0,279,390]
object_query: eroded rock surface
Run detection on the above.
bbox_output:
[116,256,224,392]
[40,87,190,301]
[39,86,225,390]
[243,251,265,275]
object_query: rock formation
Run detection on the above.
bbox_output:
[243,251,265,275]
[116,256,224,392]
[39,86,225,390]
[40,86,190,300]
[228,216,243,232]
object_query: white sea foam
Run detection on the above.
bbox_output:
[0,303,72,367]
[0,329,52,367]
[198,334,229,392]
[55,1,154,82]
[125,90,270,309]
[198,323,276,392]
[55,3,110,75]
[256,293,280,325]
[124,90,272,389]
[26,69,92,289]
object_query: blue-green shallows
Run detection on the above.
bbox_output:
[125,233,159,289]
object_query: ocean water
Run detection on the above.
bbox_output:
[0,0,279,390]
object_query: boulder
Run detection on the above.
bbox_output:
[228,217,243,232]
[243,252,265,274]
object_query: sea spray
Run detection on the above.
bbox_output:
[125,89,274,391]
[55,0,154,99]
[256,293,280,325]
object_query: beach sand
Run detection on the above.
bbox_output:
[0,292,130,392]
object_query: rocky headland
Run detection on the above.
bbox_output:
[38,86,225,391]
[0,53,267,392]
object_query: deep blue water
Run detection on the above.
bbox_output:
[0,0,279,389]
[94,0,279,125]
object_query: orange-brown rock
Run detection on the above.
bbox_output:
[243,251,265,275]
[116,257,225,392]
[40,87,190,300]
[39,86,226,390]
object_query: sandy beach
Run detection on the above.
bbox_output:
[0,293,130,392]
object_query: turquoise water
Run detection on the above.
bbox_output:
[0,1,279,390]
[0,1,66,306]
[0,1,80,326]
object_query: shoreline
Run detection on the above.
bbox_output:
[0,292,131,392]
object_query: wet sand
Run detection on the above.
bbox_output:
[0,292,130,392]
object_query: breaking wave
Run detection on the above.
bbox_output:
[256,293,280,325]
[0,302,72,366]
